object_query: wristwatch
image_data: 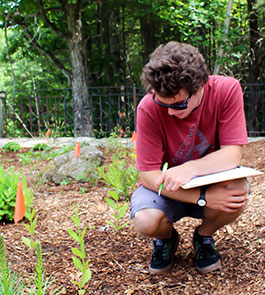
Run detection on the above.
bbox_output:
[197,185,208,207]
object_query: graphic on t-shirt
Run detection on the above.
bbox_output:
[171,126,212,164]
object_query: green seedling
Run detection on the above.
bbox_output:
[22,208,38,251]
[105,189,128,232]
[0,233,25,295]
[31,143,50,151]
[22,209,63,294]
[24,242,63,295]
[97,159,138,199]
[68,204,91,295]
[1,142,22,153]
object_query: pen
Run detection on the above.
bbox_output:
[158,162,168,195]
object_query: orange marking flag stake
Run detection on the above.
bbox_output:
[74,142,81,158]
[45,129,51,137]
[14,183,26,224]
[131,131,136,143]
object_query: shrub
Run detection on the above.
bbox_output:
[1,142,22,153]
[0,166,33,222]
[31,143,50,151]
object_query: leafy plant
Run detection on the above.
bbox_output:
[0,166,33,221]
[22,208,38,251]
[17,143,75,166]
[97,159,138,199]
[31,143,50,151]
[24,242,63,295]
[1,142,22,153]
[76,172,97,186]
[68,204,91,295]
[22,208,63,295]
[105,190,128,232]
[0,233,25,295]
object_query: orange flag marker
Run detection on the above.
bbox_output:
[14,183,26,224]
[45,129,51,136]
[74,142,81,158]
[131,131,136,143]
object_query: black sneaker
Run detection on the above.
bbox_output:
[193,226,222,274]
[149,228,180,274]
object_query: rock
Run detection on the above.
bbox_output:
[47,145,104,184]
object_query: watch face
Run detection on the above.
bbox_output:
[198,199,207,207]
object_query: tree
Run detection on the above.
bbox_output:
[1,0,93,136]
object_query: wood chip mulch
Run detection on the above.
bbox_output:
[0,140,264,295]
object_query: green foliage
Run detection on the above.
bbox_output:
[97,159,138,200]
[67,204,91,294]
[21,207,63,294]
[17,143,75,166]
[24,242,63,295]
[105,190,128,232]
[0,233,25,295]
[1,142,22,153]
[31,143,50,151]
[22,208,38,252]
[0,166,33,221]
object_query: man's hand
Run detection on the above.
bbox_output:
[205,180,249,213]
[154,162,194,192]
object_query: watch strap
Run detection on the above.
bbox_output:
[198,185,208,206]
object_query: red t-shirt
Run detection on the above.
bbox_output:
[136,75,248,171]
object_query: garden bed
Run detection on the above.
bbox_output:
[0,140,264,294]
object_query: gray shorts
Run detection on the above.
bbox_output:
[130,185,204,223]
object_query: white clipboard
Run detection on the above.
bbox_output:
[181,166,263,189]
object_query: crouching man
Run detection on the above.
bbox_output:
[130,41,249,274]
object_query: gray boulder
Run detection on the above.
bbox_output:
[47,145,104,184]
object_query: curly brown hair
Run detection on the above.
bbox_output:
[141,41,209,98]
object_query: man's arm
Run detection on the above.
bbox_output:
[139,145,248,213]
[155,145,243,191]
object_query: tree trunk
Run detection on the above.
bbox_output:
[247,0,260,83]
[213,0,234,75]
[66,5,93,137]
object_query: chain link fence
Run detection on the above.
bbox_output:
[0,84,264,138]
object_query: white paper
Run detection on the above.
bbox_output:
[181,166,263,189]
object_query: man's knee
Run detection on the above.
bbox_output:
[132,208,167,237]
[225,178,250,195]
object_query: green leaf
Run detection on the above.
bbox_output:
[81,227,87,240]
[22,236,31,248]
[106,220,116,229]
[80,269,91,286]
[71,280,81,287]
[71,247,83,258]
[67,229,80,243]
[117,202,128,219]
[117,223,127,230]
[107,190,119,201]
[72,256,83,272]
[105,197,116,210]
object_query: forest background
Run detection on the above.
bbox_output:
[0,0,264,137]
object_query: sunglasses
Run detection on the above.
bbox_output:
[152,93,192,110]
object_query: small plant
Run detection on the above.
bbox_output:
[0,233,25,294]
[60,178,72,186]
[77,172,97,186]
[22,208,38,251]
[105,190,128,232]
[1,142,22,153]
[68,204,91,295]
[0,165,33,221]
[24,242,63,295]
[22,208,63,295]
[97,159,138,199]
[31,143,50,151]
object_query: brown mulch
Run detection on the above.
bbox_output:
[0,140,264,295]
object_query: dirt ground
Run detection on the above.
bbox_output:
[0,140,264,295]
